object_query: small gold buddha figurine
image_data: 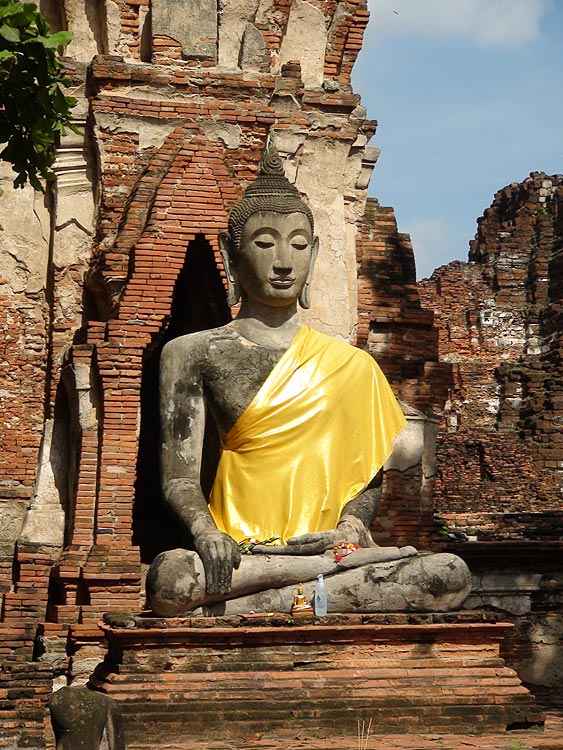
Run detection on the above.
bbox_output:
[291,583,313,617]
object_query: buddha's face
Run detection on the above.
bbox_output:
[233,211,317,307]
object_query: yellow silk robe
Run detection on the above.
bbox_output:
[209,326,406,543]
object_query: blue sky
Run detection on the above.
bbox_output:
[353,0,563,279]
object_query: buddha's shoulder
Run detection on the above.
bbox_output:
[161,325,241,365]
[306,327,375,365]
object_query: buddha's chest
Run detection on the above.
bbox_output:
[201,337,285,436]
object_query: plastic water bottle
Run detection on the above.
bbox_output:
[314,573,328,616]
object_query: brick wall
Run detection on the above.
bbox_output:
[356,199,450,547]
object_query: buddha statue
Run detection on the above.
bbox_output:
[146,141,471,617]
[291,584,313,616]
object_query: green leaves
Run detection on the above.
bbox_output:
[0,24,20,42]
[0,0,76,191]
[42,30,72,48]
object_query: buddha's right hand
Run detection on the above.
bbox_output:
[193,530,241,595]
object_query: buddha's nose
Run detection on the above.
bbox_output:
[273,243,293,275]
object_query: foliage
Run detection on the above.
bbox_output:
[0,1,76,192]
[237,535,280,554]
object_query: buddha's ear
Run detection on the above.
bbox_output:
[299,235,319,310]
[218,231,241,307]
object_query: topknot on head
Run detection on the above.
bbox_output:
[227,138,314,250]
[258,140,286,177]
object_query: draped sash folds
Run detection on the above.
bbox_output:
[209,326,406,543]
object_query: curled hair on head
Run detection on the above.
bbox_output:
[228,140,314,250]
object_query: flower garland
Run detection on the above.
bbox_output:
[333,541,359,563]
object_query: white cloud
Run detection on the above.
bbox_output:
[403,217,457,279]
[368,0,551,48]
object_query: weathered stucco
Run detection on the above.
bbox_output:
[0,166,52,584]
[152,0,218,59]
[62,0,105,59]
[0,165,51,295]
[218,0,261,69]
[277,0,327,88]
[296,137,360,339]
[520,614,563,688]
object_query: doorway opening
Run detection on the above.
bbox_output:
[133,234,231,563]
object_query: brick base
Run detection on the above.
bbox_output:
[90,612,544,746]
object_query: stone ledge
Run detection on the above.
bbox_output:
[91,614,544,743]
[102,609,503,631]
[100,620,513,649]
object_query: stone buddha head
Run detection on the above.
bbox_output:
[219,141,318,309]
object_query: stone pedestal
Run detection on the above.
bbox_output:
[90,612,544,748]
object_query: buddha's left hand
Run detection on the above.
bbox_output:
[266,530,339,555]
[252,516,372,555]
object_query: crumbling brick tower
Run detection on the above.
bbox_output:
[419,174,563,540]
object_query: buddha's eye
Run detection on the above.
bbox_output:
[255,239,275,249]
[291,238,309,251]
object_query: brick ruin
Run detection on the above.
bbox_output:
[0,0,561,746]
[419,174,563,541]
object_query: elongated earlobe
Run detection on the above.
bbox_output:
[218,231,241,307]
[298,235,318,310]
[299,281,312,310]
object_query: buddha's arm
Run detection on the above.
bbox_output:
[336,471,383,545]
[160,338,240,594]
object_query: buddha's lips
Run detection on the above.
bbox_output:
[269,276,296,288]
